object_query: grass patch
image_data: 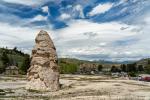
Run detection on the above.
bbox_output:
[27,89,43,93]
[114,84,122,86]
[0,89,5,95]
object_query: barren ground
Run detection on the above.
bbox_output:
[0,74,150,100]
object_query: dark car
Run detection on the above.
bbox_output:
[144,77,150,82]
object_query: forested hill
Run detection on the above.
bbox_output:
[0,47,150,75]
[0,47,30,74]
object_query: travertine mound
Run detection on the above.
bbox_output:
[26,30,60,91]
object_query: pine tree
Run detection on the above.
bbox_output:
[20,55,30,74]
[144,65,150,74]
[13,47,17,52]
[98,64,103,71]
[1,52,9,72]
[111,66,117,72]
[138,65,144,72]
[120,64,127,72]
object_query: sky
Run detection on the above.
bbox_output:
[0,0,150,61]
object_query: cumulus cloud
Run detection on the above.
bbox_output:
[0,0,149,61]
[1,18,143,61]
[0,17,149,61]
[31,15,47,22]
[88,3,113,16]
[42,6,49,13]
[0,21,55,53]
[73,5,85,18]
[0,22,36,43]
[59,13,71,20]
[53,20,140,61]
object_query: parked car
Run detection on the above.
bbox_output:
[138,75,150,82]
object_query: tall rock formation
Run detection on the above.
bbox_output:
[26,30,60,91]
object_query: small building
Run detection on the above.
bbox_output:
[5,66,19,75]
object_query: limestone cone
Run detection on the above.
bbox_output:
[26,30,60,91]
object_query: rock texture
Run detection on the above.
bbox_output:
[26,30,60,91]
[78,63,98,74]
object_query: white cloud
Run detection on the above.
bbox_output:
[99,42,107,46]
[73,5,85,18]
[53,20,140,60]
[116,0,129,6]
[42,6,49,13]
[88,3,113,16]
[57,20,137,40]
[0,22,55,53]
[0,23,37,41]
[31,15,47,21]
[0,0,149,61]
[2,0,43,6]
[0,18,149,61]
[59,13,71,20]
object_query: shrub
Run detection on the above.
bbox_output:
[144,65,150,74]
[98,65,103,71]
[59,63,77,74]
[128,72,137,77]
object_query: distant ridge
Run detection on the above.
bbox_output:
[58,58,136,64]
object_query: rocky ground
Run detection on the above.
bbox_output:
[0,74,150,100]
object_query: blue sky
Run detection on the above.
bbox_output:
[0,0,150,61]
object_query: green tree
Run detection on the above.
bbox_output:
[98,64,103,71]
[20,55,30,74]
[9,55,14,66]
[126,63,137,72]
[111,66,120,73]
[128,72,137,77]
[138,65,144,72]
[59,63,77,74]
[148,60,150,64]
[13,47,17,52]
[144,65,150,74]
[0,52,9,72]
[120,64,127,72]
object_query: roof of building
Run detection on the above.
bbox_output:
[5,66,19,70]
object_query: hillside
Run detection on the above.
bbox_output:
[136,58,150,66]
[0,47,150,75]
[58,58,104,74]
[0,47,30,74]
[58,57,150,75]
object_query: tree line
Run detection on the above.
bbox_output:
[0,47,30,74]
[111,62,150,76]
